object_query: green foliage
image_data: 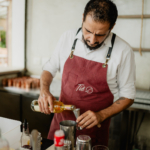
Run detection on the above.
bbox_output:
[0,30,6,48]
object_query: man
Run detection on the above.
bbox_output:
[38,0,136,146]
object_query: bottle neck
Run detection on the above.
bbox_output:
[22,127,26,135]
[63,105,76,111]
[26,124,29,135]
[0,128,1,138]
[23,126,29,135]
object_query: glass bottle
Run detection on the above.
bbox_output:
[21,120,31,149]
[0,128,9,150]
[31,100,76,113]
[54,130,65,150]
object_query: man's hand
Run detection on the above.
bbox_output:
[38,70,55,114]
[76,110,104,129]
[38,90,56,114]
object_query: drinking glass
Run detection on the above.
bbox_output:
[92,145,109,150]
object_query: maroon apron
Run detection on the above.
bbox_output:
[48,28,116,146]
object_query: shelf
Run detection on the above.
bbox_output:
[132,48,150,52]
[118,15,150,19]
[0,79,61,97]
[0,68,23,76]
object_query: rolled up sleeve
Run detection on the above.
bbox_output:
[117,45,136,99]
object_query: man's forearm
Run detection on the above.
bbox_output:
[40,70,53,92]
[98,97,134,122]
[39,71,54,113]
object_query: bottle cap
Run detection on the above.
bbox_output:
[54,130,65,147]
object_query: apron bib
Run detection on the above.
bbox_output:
[48,28,116,146]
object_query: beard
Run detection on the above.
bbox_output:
[82,35,104,50]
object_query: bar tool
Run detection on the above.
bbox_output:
[73,108,82,130]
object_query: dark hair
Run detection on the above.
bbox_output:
[83,0,118,29]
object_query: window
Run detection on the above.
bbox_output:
[0,0,25,71]
[0,0,11,67]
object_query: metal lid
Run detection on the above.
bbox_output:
[77,135,91,143]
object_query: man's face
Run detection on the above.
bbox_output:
[82,14,111,50]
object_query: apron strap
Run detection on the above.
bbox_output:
[70,29,116,62]
[102,33,116,68]
[70,28,82,59]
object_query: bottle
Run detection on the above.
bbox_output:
[0,128,9,150]
[31,129,41,150]
[31,100,76,113]
[54,130,65,150]
[21,119,31,149]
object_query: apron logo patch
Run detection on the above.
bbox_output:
[85,86,93,94]
[76,84,93,94]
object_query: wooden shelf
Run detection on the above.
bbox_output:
[132,48,150,52]
[0,69,23,76]
[118,15,150,19]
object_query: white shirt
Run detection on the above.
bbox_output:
[43,29,136,101]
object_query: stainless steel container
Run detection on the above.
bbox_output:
[60,120,76,150]
[76,135,91,150]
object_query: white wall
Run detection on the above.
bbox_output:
[26,0,150,90]
[26,0,88,77]
[11,0,25,68]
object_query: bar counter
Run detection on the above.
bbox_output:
[0,79,150,150]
